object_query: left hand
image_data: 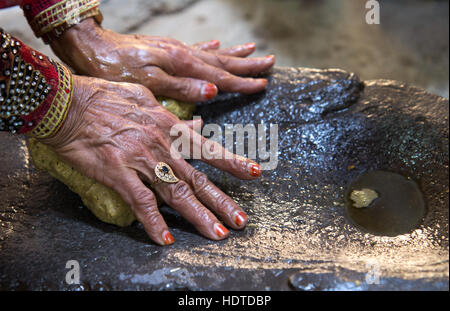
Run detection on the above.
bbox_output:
[41,75,260,245]
[50,18,275,102]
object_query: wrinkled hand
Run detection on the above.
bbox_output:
[51,18,275,102]
[41,75,261,245]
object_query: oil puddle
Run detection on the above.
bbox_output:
[345,171,426,236]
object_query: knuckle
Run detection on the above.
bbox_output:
[172,46,188,59]
[216,72,233,86]
[165,45,184,61]
[144,67,160,85]
[218,195,234,211]
[172,49,196,71]
[215,196,232,214]
[177,80,195,98]
[216,55,230,68]
[133,188,157,207]
[191,171,209,193]
[170,181,193,202]
[140,206,162,227]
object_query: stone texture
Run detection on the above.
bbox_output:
[0,67,448,291]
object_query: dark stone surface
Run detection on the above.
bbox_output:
[0,67,448,291]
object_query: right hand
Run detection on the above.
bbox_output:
[41,75,261,245]
[50,18,275,103]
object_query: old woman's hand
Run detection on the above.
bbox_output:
[41,75,261,245]
[50,18,275,102]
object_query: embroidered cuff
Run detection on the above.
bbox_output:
[21,0,103,44]
[0,29,73,138]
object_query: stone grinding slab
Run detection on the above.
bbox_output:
[0,67,448,290]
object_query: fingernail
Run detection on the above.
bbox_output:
[245,42,256,49]
[234,211,248,227]
[214,223,229,238]
[162,230,174,245]
[265,55,275,62]
[201,83,217,100]
[258,79,268,87]
[249,162,261,177]
[210,40,220,46]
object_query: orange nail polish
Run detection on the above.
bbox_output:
[245,42,256,49]
[162,231,174,245]
[249,162,261,177]
[210,40,220,46]
[258,79,268,87]
[234,211,248,227]
[202,83,218,100]
[214,223,229,238]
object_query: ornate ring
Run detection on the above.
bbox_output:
[154,162,179,184]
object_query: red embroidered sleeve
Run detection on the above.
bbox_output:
[0,0,19,9]
[20,0,102,44]
[0,28,73,138]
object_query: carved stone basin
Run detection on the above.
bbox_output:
[0,67,448,290]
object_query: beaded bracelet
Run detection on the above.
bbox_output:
[0,28,73,138]
[21,0,103,44]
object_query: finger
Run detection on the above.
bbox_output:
[214,42,256,57]
[175,57,269,94]
[140,47,177,76]
[197,130,262,180]
[154,44,269,94]
[154,178,230,241]
[192,50,276,76]
[110,170,174,246]
[192,40,220,50]
[143,67,218,102]
[133,151,230,240]
[174,127,262,180]
[171,160,249,230]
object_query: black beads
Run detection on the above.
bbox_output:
[0,29,51,134]
[0,48,50,132]
[0,115,25,133]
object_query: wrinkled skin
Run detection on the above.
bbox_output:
[40,75,261,246]
[41,14,274,245]
[51,18,275,102]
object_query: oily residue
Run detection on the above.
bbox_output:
[0,68,448,290]
[345,170,426,236]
